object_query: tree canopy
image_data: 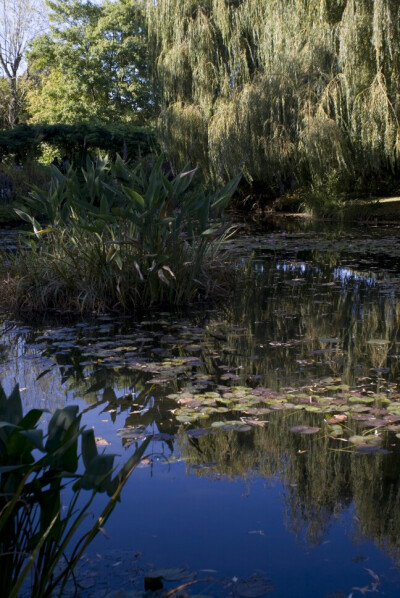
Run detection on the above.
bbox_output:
[0,0,46,126]
[2,0,400,201]
[27,0,153,124]
[146,0,400,195]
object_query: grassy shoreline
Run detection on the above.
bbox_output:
[2,165,400,317]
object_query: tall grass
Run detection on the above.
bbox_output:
[8,155,240,314]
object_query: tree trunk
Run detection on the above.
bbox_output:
[8,75,18,127]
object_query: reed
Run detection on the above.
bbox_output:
[8,155,240,314]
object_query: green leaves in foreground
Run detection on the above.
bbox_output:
[0,383,149,598]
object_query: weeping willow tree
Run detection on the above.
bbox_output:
[146,0,400,199]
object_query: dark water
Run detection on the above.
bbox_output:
[2,220,400,597]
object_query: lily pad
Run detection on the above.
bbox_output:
[328,424,344,437]
[289,425,320,435]
[211,421,252,432]
[145,566,193,581]
[235,575,274,597]
[349,435,382,447]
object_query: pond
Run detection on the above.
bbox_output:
[2,218,400,597]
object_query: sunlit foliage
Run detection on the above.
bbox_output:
[146,0,400,196]
[27,0,153,124]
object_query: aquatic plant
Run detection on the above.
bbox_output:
[0,382,149,597]
[9,155,240,314]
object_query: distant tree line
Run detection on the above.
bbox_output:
[0,122,155,164]
[2,0,400,201]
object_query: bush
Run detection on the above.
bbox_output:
[9,155,240,314]
[0,122,155,165]
[0,383,149,597]
[0,161,49,201]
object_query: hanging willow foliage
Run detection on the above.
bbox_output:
[146,0,400,196]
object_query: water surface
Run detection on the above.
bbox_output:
[2,220,400,597]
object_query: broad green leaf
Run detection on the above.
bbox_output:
[81,429,98,469]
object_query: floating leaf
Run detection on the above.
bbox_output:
[348,396,374,404]
[326,414,347,424]
[328,424,344,437]
[235,575,274,597]
[95,437,111,446]
[290,425,320,435]
[348,435,385,452]
[186,428,214,438]
[211,421,252,432]
[145,567,193,582]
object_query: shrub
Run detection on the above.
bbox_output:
[10,155,240,314]
[0,160,49,201]
[0,122,155,165]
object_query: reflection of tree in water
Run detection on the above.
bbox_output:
[178,414,400,559]
[2,248,400,399]
[217,257,400,389]
[351,449,400,562]
[2,239,400,565]
[0,323,12,363]
[281,436,352,545]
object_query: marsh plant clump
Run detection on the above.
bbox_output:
[146,0,400,204]
[5,155,240,315]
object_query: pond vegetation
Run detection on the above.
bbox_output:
[0,384,149,597]
[2,155,240,314]
[2,220,400,596]
[2,1,400,596]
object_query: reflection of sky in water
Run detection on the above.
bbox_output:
[276,262,312,275]
[269,260,380,288]
[333,266,377,286]
[253,261,316,274]
[2,233,400,596]
[94,458,400,598]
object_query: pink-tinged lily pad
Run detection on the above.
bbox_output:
[95,436,111,446]
[358,418,389,428]
[387,425,400,432]
[289,425,320,435]
[348,435,383,451]
[326,414,347,424]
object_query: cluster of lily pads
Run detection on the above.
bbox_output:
[5,312,400,454]
[164,379,400,452]
[3,221,400,458]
